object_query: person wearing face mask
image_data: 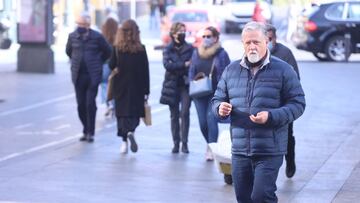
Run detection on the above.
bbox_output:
[160,22,194,154]
[66,13,111,143]
[189,26,230,161]
[265,24,300,179]
[212,22,305,203]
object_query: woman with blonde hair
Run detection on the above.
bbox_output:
[189,26,230,161]
[101,17,118,117]
[109,19,150,154]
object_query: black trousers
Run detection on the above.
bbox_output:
[286,122,295,163]
[74,74,99,135]
[169,86,191,144]
[117,117,140,141]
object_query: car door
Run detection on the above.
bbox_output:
[347,2,360,51]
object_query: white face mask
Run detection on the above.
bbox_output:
[202,38,215,48]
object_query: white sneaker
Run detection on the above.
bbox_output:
[205,145,214,161]
[120,141,128,154]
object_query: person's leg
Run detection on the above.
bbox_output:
[179,87,191,153]
[232,154,253,203]
[169,104,180,152]
[193,97,209,143]
[85,81,99,142]
[75,74,89,141]
[206,96,219,143]
[117,117,128,153]
[125,117,140,153]
[286,122,296,178]
[251,155,283,203]
[117,117,140,153]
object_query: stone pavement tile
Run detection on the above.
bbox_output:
[332,163,360,202]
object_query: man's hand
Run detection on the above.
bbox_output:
[219,102,232,117]
[250,111,269,124]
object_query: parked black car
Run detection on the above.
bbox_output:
[292,1,360,61]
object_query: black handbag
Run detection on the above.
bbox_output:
[189,60,215,98]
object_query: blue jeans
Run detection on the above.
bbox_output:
[101,63,114,106]
[232,154,283,203]
[193,95,218,143]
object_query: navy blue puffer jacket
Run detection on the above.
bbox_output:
[160,42,194,106]
[212,56,305,156]
[66,29,111,85]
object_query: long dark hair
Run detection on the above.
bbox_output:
[114,19,144,53]
[101,17,118,45]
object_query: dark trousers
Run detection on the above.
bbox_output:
[169,86,191,144]
[74,74,99,135]
[193,95,219,143]
[232,154,283,203]
[117,117,140,141]
[286,122,295,163]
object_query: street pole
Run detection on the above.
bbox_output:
[130,0,136,19]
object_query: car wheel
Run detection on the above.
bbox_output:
[325,36,351,62]
[224,174,233,185]
[312,52,329,61]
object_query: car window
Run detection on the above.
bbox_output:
[348,3,360,20]
[325,3,344,20]
[172,12,208,22]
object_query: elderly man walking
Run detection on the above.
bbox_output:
[66,13,111,143]
[212,21,305,203]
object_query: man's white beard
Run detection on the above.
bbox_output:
[248,53,260,63]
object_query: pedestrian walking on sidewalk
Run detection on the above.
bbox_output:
[266,23,300,179]
[160,22,194,154]
[66,13,111,143]
[212,21,305,203]
[109,19,150,154]
[189,26,230,161]
[101,17,119,118]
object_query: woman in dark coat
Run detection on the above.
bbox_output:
[189,26,230,161]
[160,22,194,154]
[109,19,150,154]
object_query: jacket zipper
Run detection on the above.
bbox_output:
[246,68,262,156]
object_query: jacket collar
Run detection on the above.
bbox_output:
[198,42,221,59]
[74,29,93,40]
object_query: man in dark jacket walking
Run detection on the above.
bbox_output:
[66,13,111,143]
[212,22,305,203]
[266,24,300,179]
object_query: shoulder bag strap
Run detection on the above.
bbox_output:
[209,58,216,78]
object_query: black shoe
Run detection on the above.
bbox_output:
[127,132,138,153]
[87,134,94,143]
[79,134,88,142]
[286,159,296,178]
[181,143,189,154]
[172,143,179,153]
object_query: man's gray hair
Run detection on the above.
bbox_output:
[241,21,267,40]
[80,11,91,24]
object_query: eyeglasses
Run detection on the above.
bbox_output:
[202,35,213,39]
